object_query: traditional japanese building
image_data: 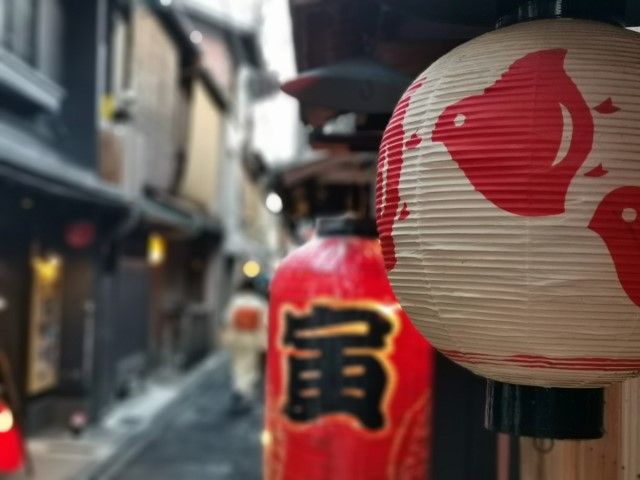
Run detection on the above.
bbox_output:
[0,0,130,432]
[0,0,293,434]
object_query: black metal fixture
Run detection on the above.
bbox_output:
[378,0,637,27]
[486,381,605,439]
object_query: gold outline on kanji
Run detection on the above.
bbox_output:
[277,298,401,436]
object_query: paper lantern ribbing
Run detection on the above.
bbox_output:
[377,19,640,389]
[265,218,434,480]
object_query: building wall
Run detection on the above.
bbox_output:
[130,7,180,191]
[178,78,224,212]
[183,0,262,31]
[432,354,499,480]
[61,0,106,170]
[185,0,299,267]
[242,171,265,241]
[199,33,236,98]
[0,239,31,412]
[110,257,150,393]
[621,378,640,480]
[217,63,248,245]
[36,0,65,83]
[519,380,640,480]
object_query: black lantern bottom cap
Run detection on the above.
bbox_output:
[485,380,605,439]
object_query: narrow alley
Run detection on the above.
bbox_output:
[3,0,640,479]
[109,360,263,480]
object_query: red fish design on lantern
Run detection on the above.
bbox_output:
[377,18,640,395]
[589,186,640,307]
[376,78,425,272]
[433,49,595,217]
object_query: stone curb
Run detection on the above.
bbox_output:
[78,353,227,480]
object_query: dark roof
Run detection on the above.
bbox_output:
[290,0,640,80]
[385,0,640,27]
[0,119,127,211]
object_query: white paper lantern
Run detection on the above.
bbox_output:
[377,19,640,389]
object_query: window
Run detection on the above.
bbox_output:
[0,0,37,64]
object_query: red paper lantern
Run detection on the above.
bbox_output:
[0,401,24,474]
[265,218,434,480]
[65,221,96,249]
[377,19,640,437]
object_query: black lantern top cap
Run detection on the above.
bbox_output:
[316,217,379,238]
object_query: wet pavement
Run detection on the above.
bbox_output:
[112,363,263,480]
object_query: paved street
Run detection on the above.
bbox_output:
[111,363,263,480]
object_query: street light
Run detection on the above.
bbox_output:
[261,429,273,448]
[243,261,261,278]
[0,408,13,433]
[190,30,203,44]
[32,254,62,284]
[266,192,283,214]
[148,233,167,267]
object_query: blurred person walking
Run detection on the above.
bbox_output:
[222,279,268,414]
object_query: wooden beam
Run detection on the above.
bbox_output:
[520,384,623,480]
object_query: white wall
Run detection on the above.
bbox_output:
[251,0,302,166]
[182,0,262,31]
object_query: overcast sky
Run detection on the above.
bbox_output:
[252,0,301,165]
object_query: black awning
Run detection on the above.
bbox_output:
[139,196,222,237]
[0,158,128,212]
